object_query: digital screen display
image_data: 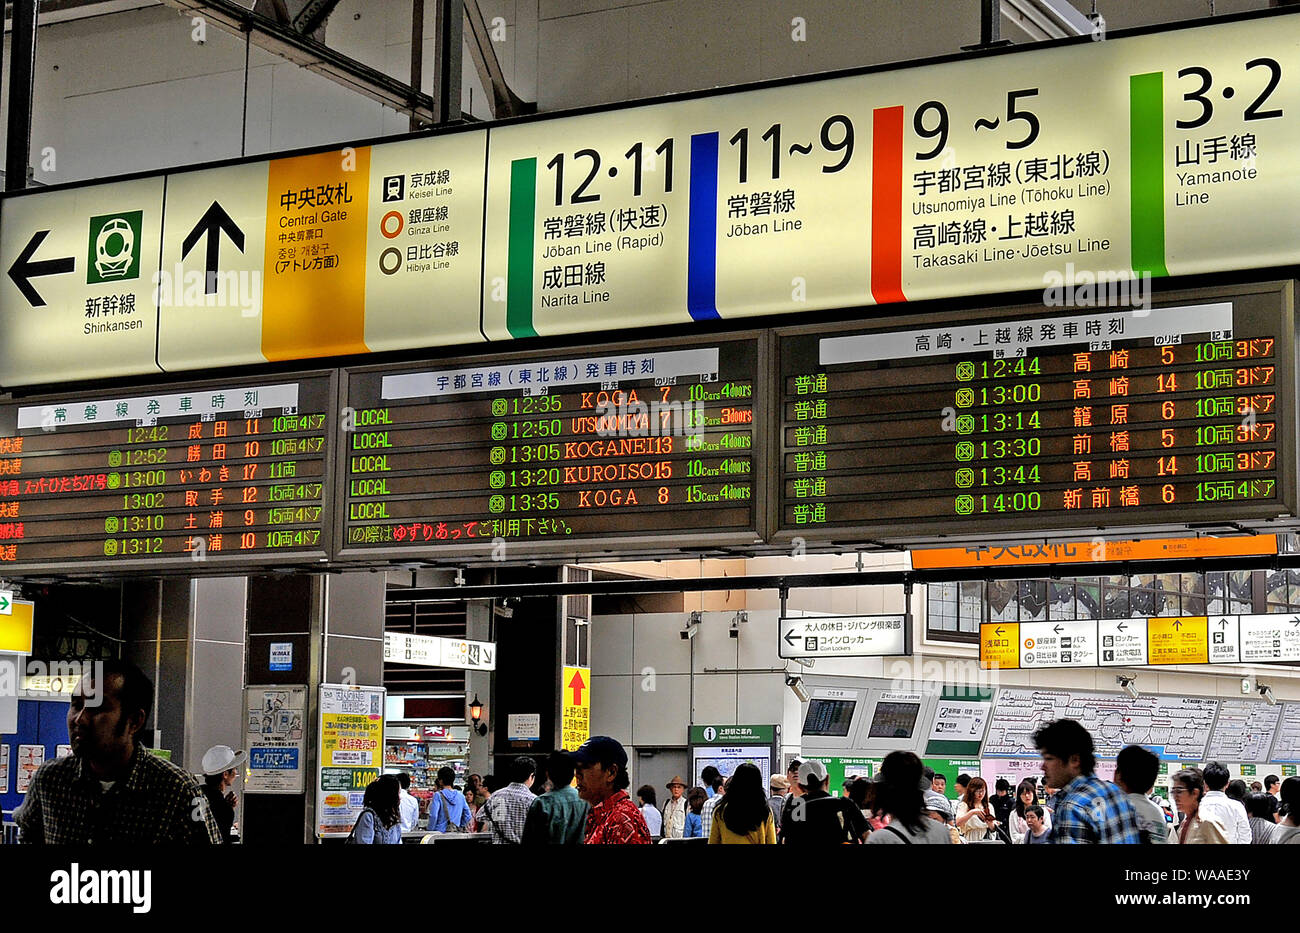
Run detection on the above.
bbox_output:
[0,376,332,571]
[802,698,856,737]
[339,337,760,555]
[867,701,921,739]
[778,289,1293,540]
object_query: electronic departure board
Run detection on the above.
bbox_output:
[338,336,763,558]
[777,285,1296,542]
[0,375,333,572]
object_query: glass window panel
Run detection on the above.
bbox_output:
[1049,582,1076,620]
[1076,581,1102,619]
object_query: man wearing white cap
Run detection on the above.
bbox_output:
[200,745,246,844]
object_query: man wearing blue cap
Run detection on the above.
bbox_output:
[570,736,651,844]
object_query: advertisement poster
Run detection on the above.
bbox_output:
[0,744,8,794]
[246,685,307,794]
[316,683,385,836]
[17,744,44,794]
[55,745,71,759]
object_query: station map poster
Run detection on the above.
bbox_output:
[776,284,1292,541]
[1205,698,1282,762]
[6,12,1300,385]
[338,335,761,558]
[983,688,1217,760]
[316,683,385,836]
[246,685,307,794]
[1271,704,1300,763]
[0,374,334,572]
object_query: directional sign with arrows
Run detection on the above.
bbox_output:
[7,230,74,306]
[181,201,245,294]
[0,589,12,615]
[0,176,164,385]
[561,665,591,751]
[778,614,908,659]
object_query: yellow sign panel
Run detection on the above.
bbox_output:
[979,623,1019,670]
[561,665,591,751]
[0,600,34,653]
[1147,617,1209,665]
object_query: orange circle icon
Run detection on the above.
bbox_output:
[380,210,404,238]
[1024,638,1035,649]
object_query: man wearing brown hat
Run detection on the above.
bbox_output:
[768,774,789,833]
[662,774,689,839]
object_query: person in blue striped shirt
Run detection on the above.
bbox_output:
[1033,718,1141,844]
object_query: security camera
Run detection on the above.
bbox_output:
[1116,675,1139,700]
[1259,684,1277,706]
[786,674,810,703]
[795,656,816,669]
[680,621,700,640]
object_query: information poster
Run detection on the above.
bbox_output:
[316,683,385,836]
[247,685,307,794]
[16,744,43,794]
[0,744,8,794]
[926,698,993,756]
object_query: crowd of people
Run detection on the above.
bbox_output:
[351,717,1300,845]
[12,658,1295,847]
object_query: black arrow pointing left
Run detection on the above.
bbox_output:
[783,630,799,648]
[7,230,75,306]
[182,201,244,295]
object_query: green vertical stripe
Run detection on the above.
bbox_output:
[507,158,539,338]
[1130,72,1169,277]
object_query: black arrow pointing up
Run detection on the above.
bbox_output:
[182,201,244,294]
[783,630,799,648]
[1173,620,1182,630]
[7,230,75,306]
[1218,618,1230,629]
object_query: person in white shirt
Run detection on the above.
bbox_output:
[637,784,663,837]
[1198,761,1250,844]
[661,775,689,839]
[396,771,420,832]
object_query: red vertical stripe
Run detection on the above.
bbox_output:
[871,106,906,304]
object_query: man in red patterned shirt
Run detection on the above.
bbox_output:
[571,736,651,845]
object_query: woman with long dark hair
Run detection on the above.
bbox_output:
[1009,778,1050,842]
[708,763,776,844]
[349,774,403,844]
[865,751,951,844]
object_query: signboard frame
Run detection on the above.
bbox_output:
[8,9,1300,387]
[778,613,911,659]
[771,280,1297,546]
[0,367,339,575]
[335,330,770,562]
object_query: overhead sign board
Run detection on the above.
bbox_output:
[982,613,1300,669]
[382,631,497,671]
[0,600,34,654]
[7,12,1300,385]
[778,614,908,659]
[777,287,1293,542]
[560,665,590,751]
[0,374,332,572]
[911,534,1278,569]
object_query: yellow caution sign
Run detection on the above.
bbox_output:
[1147,616,1208,665]
[0,600,34,653]
[561,665,591,751]
[979,623,1020,670]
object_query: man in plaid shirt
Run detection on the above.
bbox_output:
[483,756,537,844]
[571,736,651,844]
[1034,718,1141,844]
[17,659,221,845]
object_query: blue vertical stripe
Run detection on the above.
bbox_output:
[687,132,720,321]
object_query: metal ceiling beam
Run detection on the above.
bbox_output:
[390,551,1300,601]
[161,0,440,124]
[464,0,533,117]
[1001,0,1095,41]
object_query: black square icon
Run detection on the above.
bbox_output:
[1103,650,1114,661]
[806,637,818,651]
[383,174,405,201]
[1103,635,1113,647]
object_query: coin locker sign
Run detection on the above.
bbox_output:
[7,13,1300,385]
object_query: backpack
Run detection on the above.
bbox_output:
[435,789,465,833]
